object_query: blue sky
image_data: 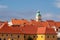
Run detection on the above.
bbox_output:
[0,0,60,21]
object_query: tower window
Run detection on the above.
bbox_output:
[38,19,41,20]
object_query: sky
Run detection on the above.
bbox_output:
[0,0,60,21]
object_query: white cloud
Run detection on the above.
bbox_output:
[42,13,54,19]
[54,0,60,8]
[0,5,8,8]
[56,15,60,18]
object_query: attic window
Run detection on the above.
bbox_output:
[12,25,20,27]
[22,23,26,27]
[39,26,42,27]
[0,24,2,26]
[23,23,26,25]
[31,24,34,26]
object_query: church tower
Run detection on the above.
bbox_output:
[36,10,41,22]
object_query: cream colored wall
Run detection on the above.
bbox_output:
[0,34,57,40]
[45,34,57,40]
[36,35,45,40]
[0,34,24,40]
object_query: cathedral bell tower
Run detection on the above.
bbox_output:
[36,10,41,22]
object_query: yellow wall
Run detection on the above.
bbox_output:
[36,34,45,40]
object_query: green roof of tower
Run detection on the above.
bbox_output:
[36,10,41,16]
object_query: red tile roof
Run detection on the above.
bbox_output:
[0,23,23,34]
[23,25,56,34]
[55,22,60,28]
[11,19,60,28]
[0,22,56,34]
[11,19,29,25]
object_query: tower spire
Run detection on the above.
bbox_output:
[36,10,41,22]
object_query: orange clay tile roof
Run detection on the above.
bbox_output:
[11,19,60,28]
[0,22,56,35]
[11,19,29,25]
[23,25,56,34]
[37,27,56,34]
[0,23,23,34]
[55,22,60,28]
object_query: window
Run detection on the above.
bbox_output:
[53,36,55,38]
[41,36,43,38]
[11,34,12,36]
[33,36,35,38]
[18,35,20,38]
[47,36,49,38]
[4,38,6,40]
[2,34,3,36]
[6,34,8,36]
[24,35,26,38]
[12,39,13,40]
[0,38,1,40]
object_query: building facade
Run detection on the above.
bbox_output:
[0,11,58,40]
